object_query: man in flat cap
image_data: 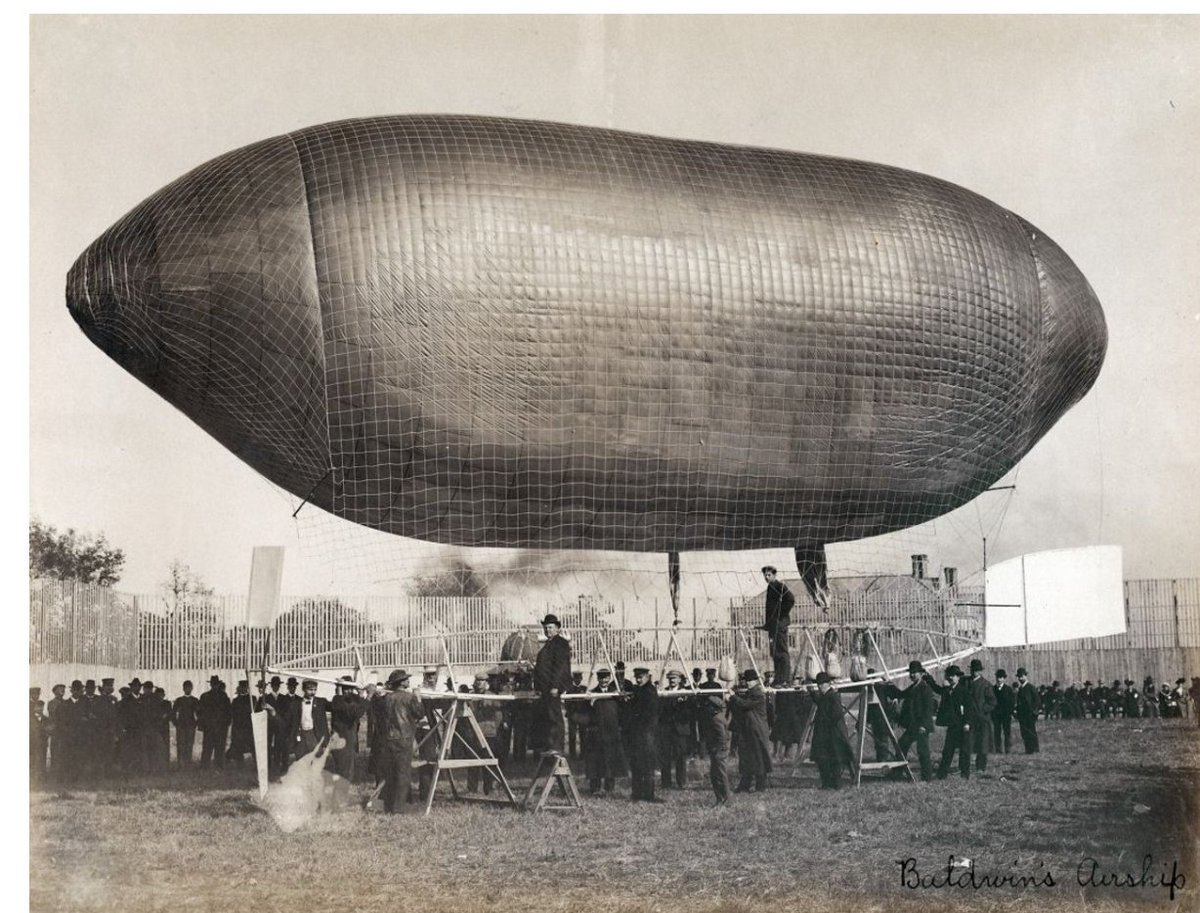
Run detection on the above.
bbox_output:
[627,667,663,802]
[172,680,200,769]
[583,668,628,797]
[932,665,971,779]
[532,614,573,757]
[759,567,796,686]
[880,660,936,781]
[380,670,425,812]
[464,672,502,795]
[694,673,731,805]
[198,675,232,770]
[1014,668,1041,753]
[728,669,772,793]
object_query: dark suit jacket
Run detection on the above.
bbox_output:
[533,636,573,694]
[1015,682,1041,720]
[883,678,936,732]
[764,579,796,629]
[283,696,330,743]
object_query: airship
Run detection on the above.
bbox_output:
[66,115,1106,601]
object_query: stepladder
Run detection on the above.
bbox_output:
[522,752,583,812]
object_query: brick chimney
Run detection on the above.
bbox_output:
[911,554,927,579]
[944,567,958,588]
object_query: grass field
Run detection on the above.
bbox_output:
[31,717,1200,913]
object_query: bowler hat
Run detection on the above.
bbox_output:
[386,669,409,687]
[209,675,221,684]
[815,671,832,685]
[995,669,1007,679]
[1017,667,1029,676]
[969,659,984,673]
[907,660,925,675]
[540,614,561,627]
[945,665,963,678]
[743,669,759,682]
[614,661,626,670]
[269,676,282,686]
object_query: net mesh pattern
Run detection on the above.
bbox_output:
[65,115,1106,558]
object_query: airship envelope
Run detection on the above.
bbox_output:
[66,115,1107,567]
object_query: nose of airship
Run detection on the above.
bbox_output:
[1024,222,1107,441]
[66,218,161,381]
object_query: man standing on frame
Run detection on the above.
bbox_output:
[759,566,795,685]
[532,613,573,757]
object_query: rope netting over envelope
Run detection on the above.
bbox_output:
[66,115,1105,609]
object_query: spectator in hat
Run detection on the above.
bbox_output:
[1014,668,1041,753]
[932,665,971,779]
[964,659,997,773]
[95,678,120,777]
[566,670,588,759]
[728,669,772,793]
[992,669,1015,754]
[136,680,167,774]
[694,675,731,805]
[198,675,232,769]
[329,676,367,781]
[260,675,286,777]
[627,667,663,803]
[811,671,854,789]
[759,566,796,685]
[583,668,628,797]
[532,614,573,757]
[285,679,330,761]
[463,672,502,795]
[379,669,425,813]
[46,684,70,783]
[657,670,691,789]
[225,680,257,769]
[30,688,48,784]
[172,680,200,768]
[880,660,937,781]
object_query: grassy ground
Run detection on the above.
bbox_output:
[31,717,1200,913]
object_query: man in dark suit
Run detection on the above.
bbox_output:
[197,675,232,769]
[728,669,772,793]
[965,659,997,773]
[880,660,937,781]
[992,669,1015,754]
[694,678,731,805]
[172,680,200,768]
[285,678,330,760]
[261,675,286,777]
[932,665,970,779]
[532,613,573,756]
[811,672,854,789]
[380,669,425,813]
[627,667,663,803]
[759,566,796,686]
[1015,668,1041,753]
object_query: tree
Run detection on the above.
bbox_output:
[409,559,489,598]
[146,560,221,668]
[160,559,215,610]
[29,518,125,586]
[273,597,384,664]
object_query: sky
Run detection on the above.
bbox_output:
[25,15,1200,608]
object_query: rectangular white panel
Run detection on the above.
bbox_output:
[985,545,1124,647]
[246,546,285,628]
